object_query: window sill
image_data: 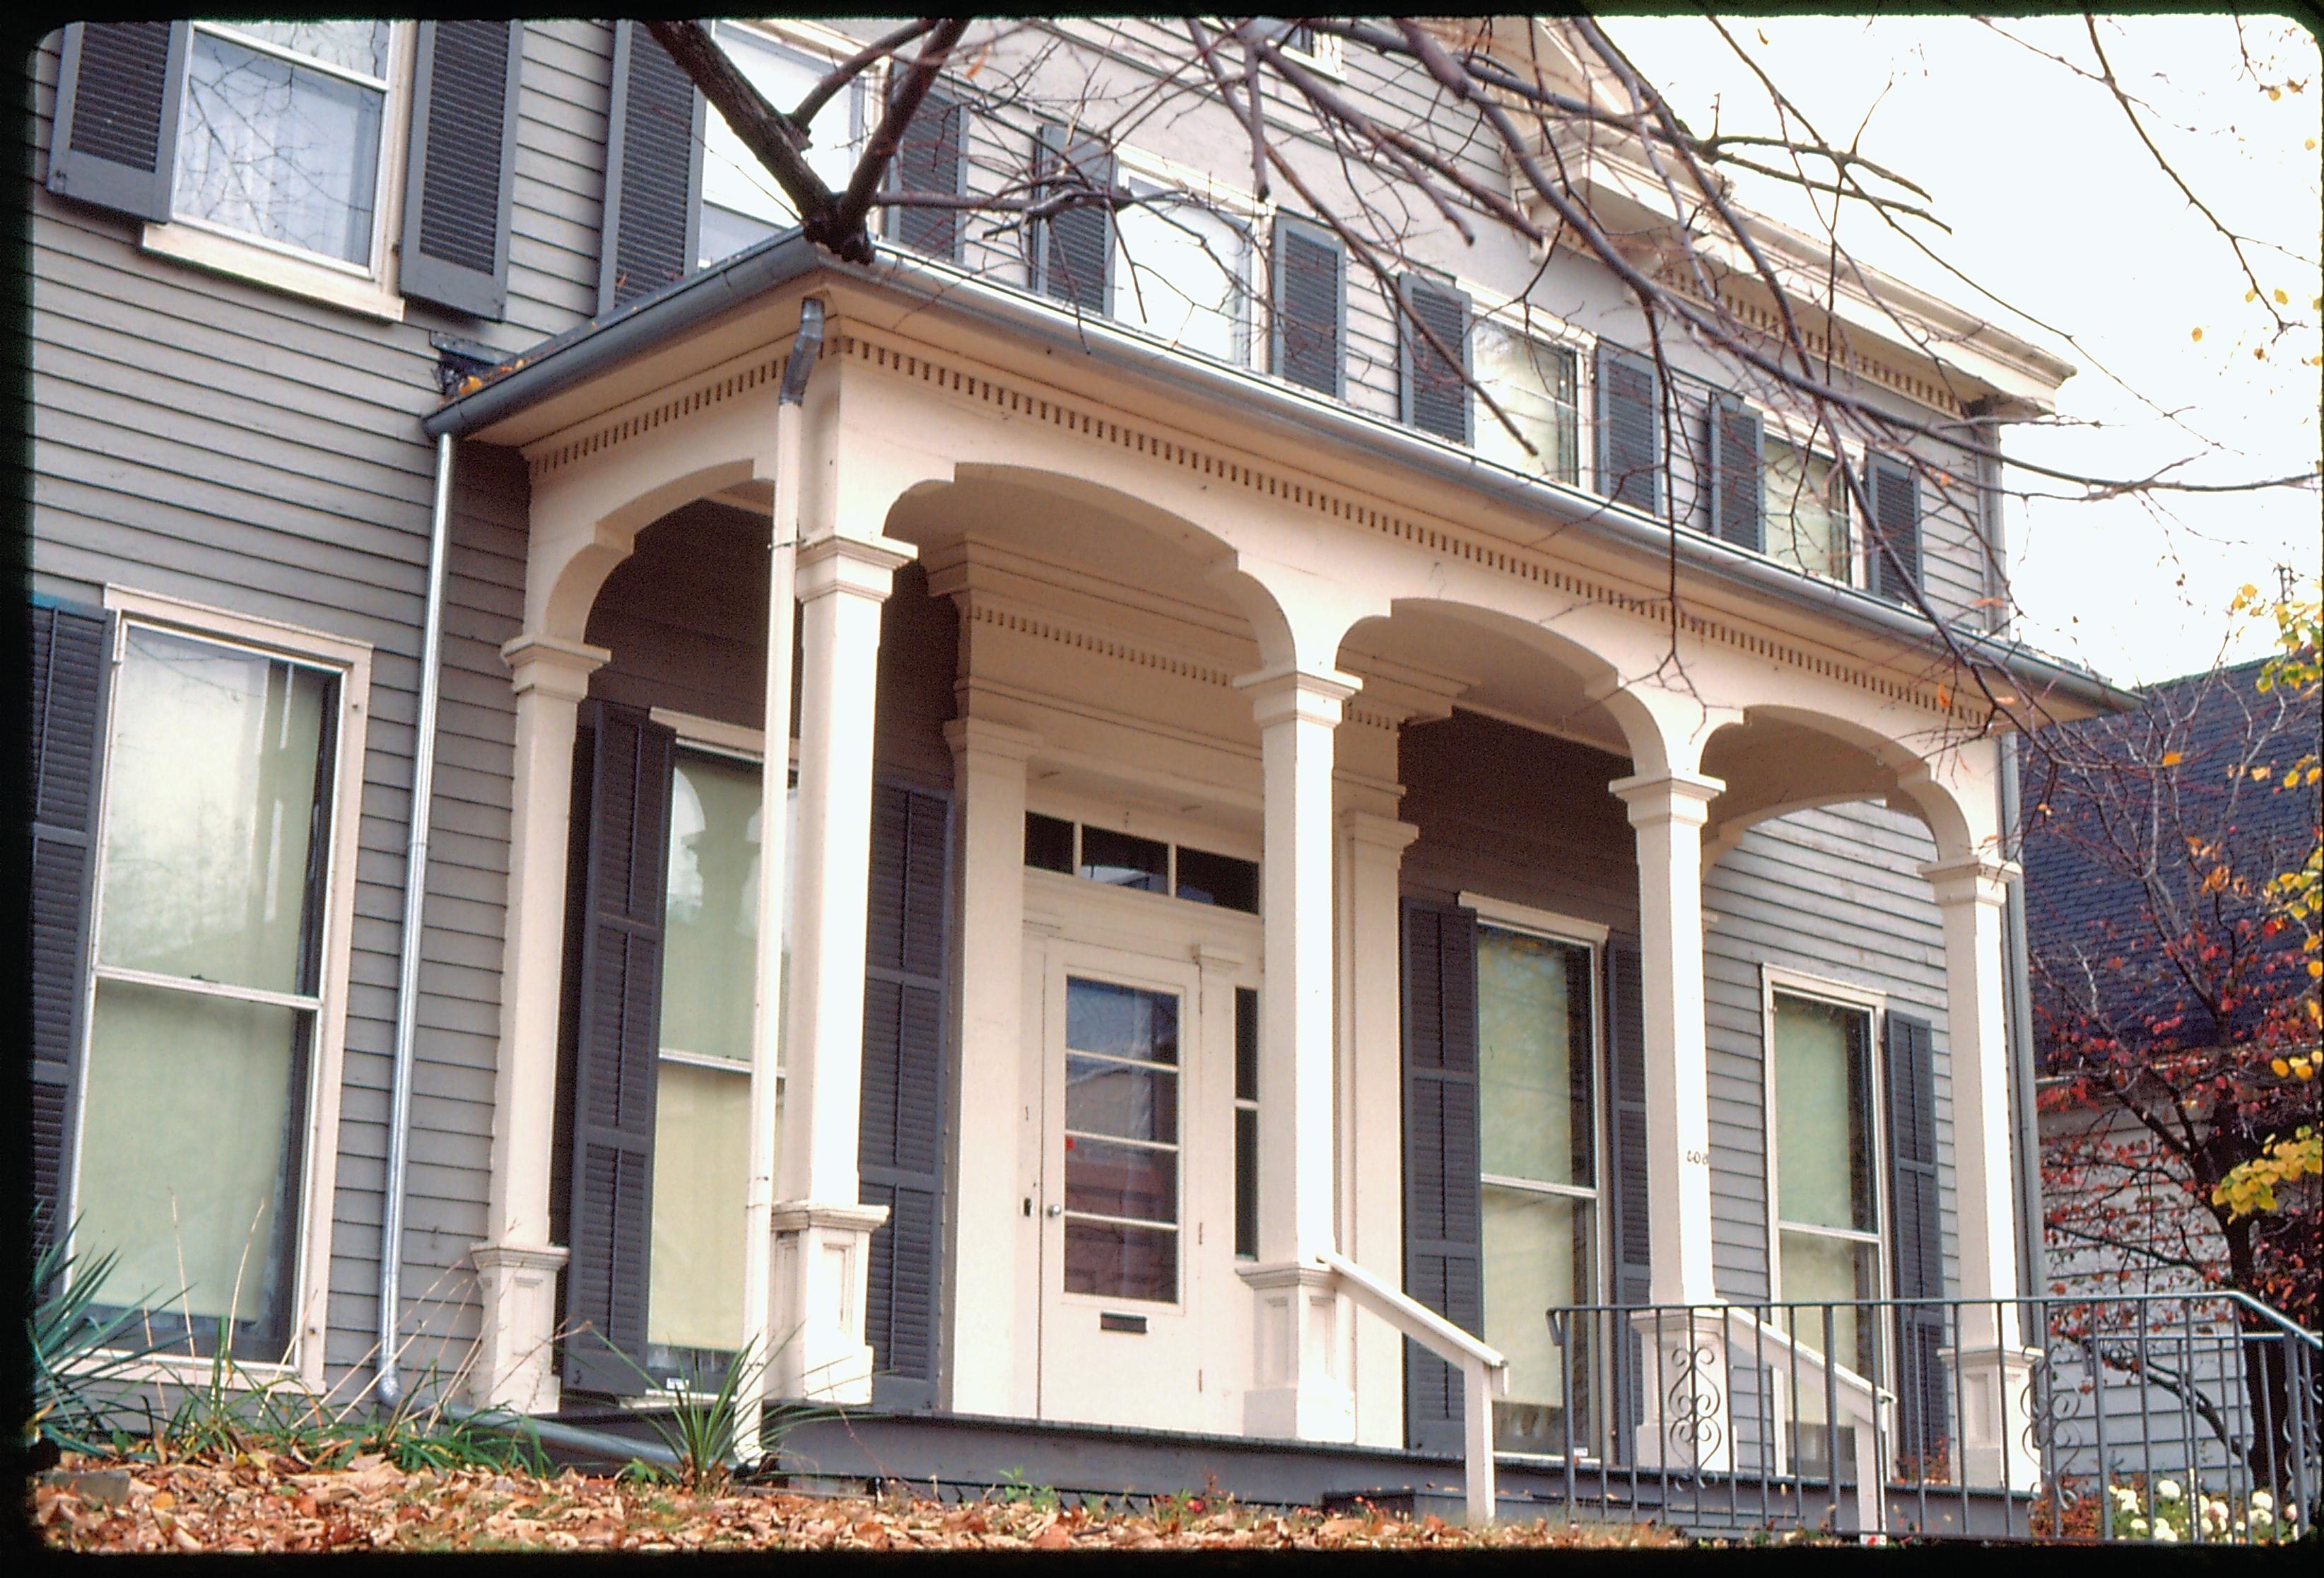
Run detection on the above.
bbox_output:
[140,221,406,324]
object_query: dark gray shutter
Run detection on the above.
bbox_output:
[886,90,964,262]
[28,604,110,1261]
[1884,1011,1948,1456]
[859,781,951,1409]
[1593,342,1660,514]
[1036,126,1113,314]
[1272,215,1346,397]
[1399,274,1472,443]
[45,23,189,222]
[1604,940,1653,1458]
[558,701,676,1395]
[1707,397,1764,550]
[1402,898,1481,1455]
[399,20,522,320]
[1867,456,1923,604]
[598,21,703,315]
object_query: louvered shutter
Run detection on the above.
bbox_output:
[1707,397,1764,551]
[1593,342,1660,514]
[28,604,110,1262]
[598,21,703,315]
[46,23,189,221]
[1402,899,1482,1455]
[399,20,522,320]
[1603,939,1653,1459]
[859,781,951,1409]
[1272,215,1346,397]
[558,701,676,1395]
[1399,274,1472,443]
[1867,456,1924,604]
[1036,126,1113,314]
[886,90,965,262]
[1884,1012,1948,1457]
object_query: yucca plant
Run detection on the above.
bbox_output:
[25,1219,177,1459]
[589,1333,831,1491]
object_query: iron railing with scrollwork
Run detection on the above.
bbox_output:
[1527,1292,2319,1541]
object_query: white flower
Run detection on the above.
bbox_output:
[2249,1490,2273,1510]
[2202,1499,2230,1528]
[2154,1479,2183,1502]
[2152,1524,2179,1543]
[2111,1485,2140,1507]
[2130,1517,2149,1535]
[2250,1507,2275,1529]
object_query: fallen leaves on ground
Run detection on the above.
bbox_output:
[32,1451,1685,1553]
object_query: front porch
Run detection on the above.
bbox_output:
[433,268,2065,1515]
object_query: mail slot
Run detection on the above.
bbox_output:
[1099,1311,1148,1334]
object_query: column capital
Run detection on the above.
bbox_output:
[500,633,611,700]
[1234,662,1361,728]
[471,1238,569,1275]
[796,532,914,604]
[1339,809,1421,856]
[1609,770,1726,829]
[770,1200,891,1235]
[1918,853,2019,908]
[944,715,1043,766]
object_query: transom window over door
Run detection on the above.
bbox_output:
[72,623,341,1362]
[175,22,394,269]
[1770,992,1882,1379]
[1062,978,1181,1304]
[1476,923,1598,1454]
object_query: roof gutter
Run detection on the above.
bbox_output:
[424,235,2134,715]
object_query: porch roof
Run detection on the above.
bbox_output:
[422,227,2137,719]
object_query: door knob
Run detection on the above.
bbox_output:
[1045,1203,1064,1218]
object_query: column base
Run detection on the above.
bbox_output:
[1627,1307,1735,1477]
[770,1201,890,1404]
[1238,1262,1356,1442]
[469,1240,568,1415]
[1942,1343,2043,1493]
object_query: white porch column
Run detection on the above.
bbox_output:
[472,633,608,1413]
[940,715,1043,1417]
[769,532,912,1403]
[1340,810,1419,1449]
[1923,853,2038,1489]
[1235,663,1360,1442]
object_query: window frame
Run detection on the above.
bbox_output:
[1759,969,1890,1326]
[1463,308,1587,486]
[139,20,416,322]
[65,585,373,1390]
[1759,421,1861,589]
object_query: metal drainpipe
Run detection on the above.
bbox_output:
[734,297,824,1465]
[377,433,457,1408]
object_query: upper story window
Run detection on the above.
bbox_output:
[1474,320,1581,484]
[697,22,860,267]
[1115,180,1253,365]
[1765,437,1850,583]
[173,22,394,270]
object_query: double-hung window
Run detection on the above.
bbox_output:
[1768,991,1883,1379]
[696,22,861,267]
[1476,921,1599,1454]
[68,609,363,1368]
[1474,319,1581,484]
[1763,438,1851,583]
[1114,177,1254,364]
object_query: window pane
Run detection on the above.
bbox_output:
[1024,812,1075,874]
[1175,845,1260,913]
[1064,1220,1176,1302]
[1478,926,1592,1188]
[698,202,782,269]
[647,1060,751,1352]
[1773,995,1876,1232]
[1064,1138,1177,1223]
[1473,322,1579,482]
[1233,986,1259,1103]
[74,978,305,1357]
[176,30,384,264]
[1778,1229,1879,1383]
[98,626,334,995]
[1765,439,1848,580]
[1065,1055,1178,1142]
[1066,978,1178,1065]
[662,752,770,1066]
[1116,192,1249,363]
[219,21,392,79]
[1234,1106,1258,1259]
[1078,826,1168,893]
[1482,1185,1594,1450]
[699,25,856,254]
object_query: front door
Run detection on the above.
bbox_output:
[1030,933,1244,1433]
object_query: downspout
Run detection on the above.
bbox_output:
[734,297,824,1463]
[377,433,457,1408]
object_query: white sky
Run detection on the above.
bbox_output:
[1605,13,2322,687]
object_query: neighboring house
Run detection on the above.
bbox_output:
[27,19,2139,1521]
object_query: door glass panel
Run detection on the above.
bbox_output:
[1061,976,1180,1302]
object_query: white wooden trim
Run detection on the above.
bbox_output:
[75,588,374,1391]
[1460,892,1610,947]
[652,706,771,760]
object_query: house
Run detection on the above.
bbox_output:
[28,18,2170,1530]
